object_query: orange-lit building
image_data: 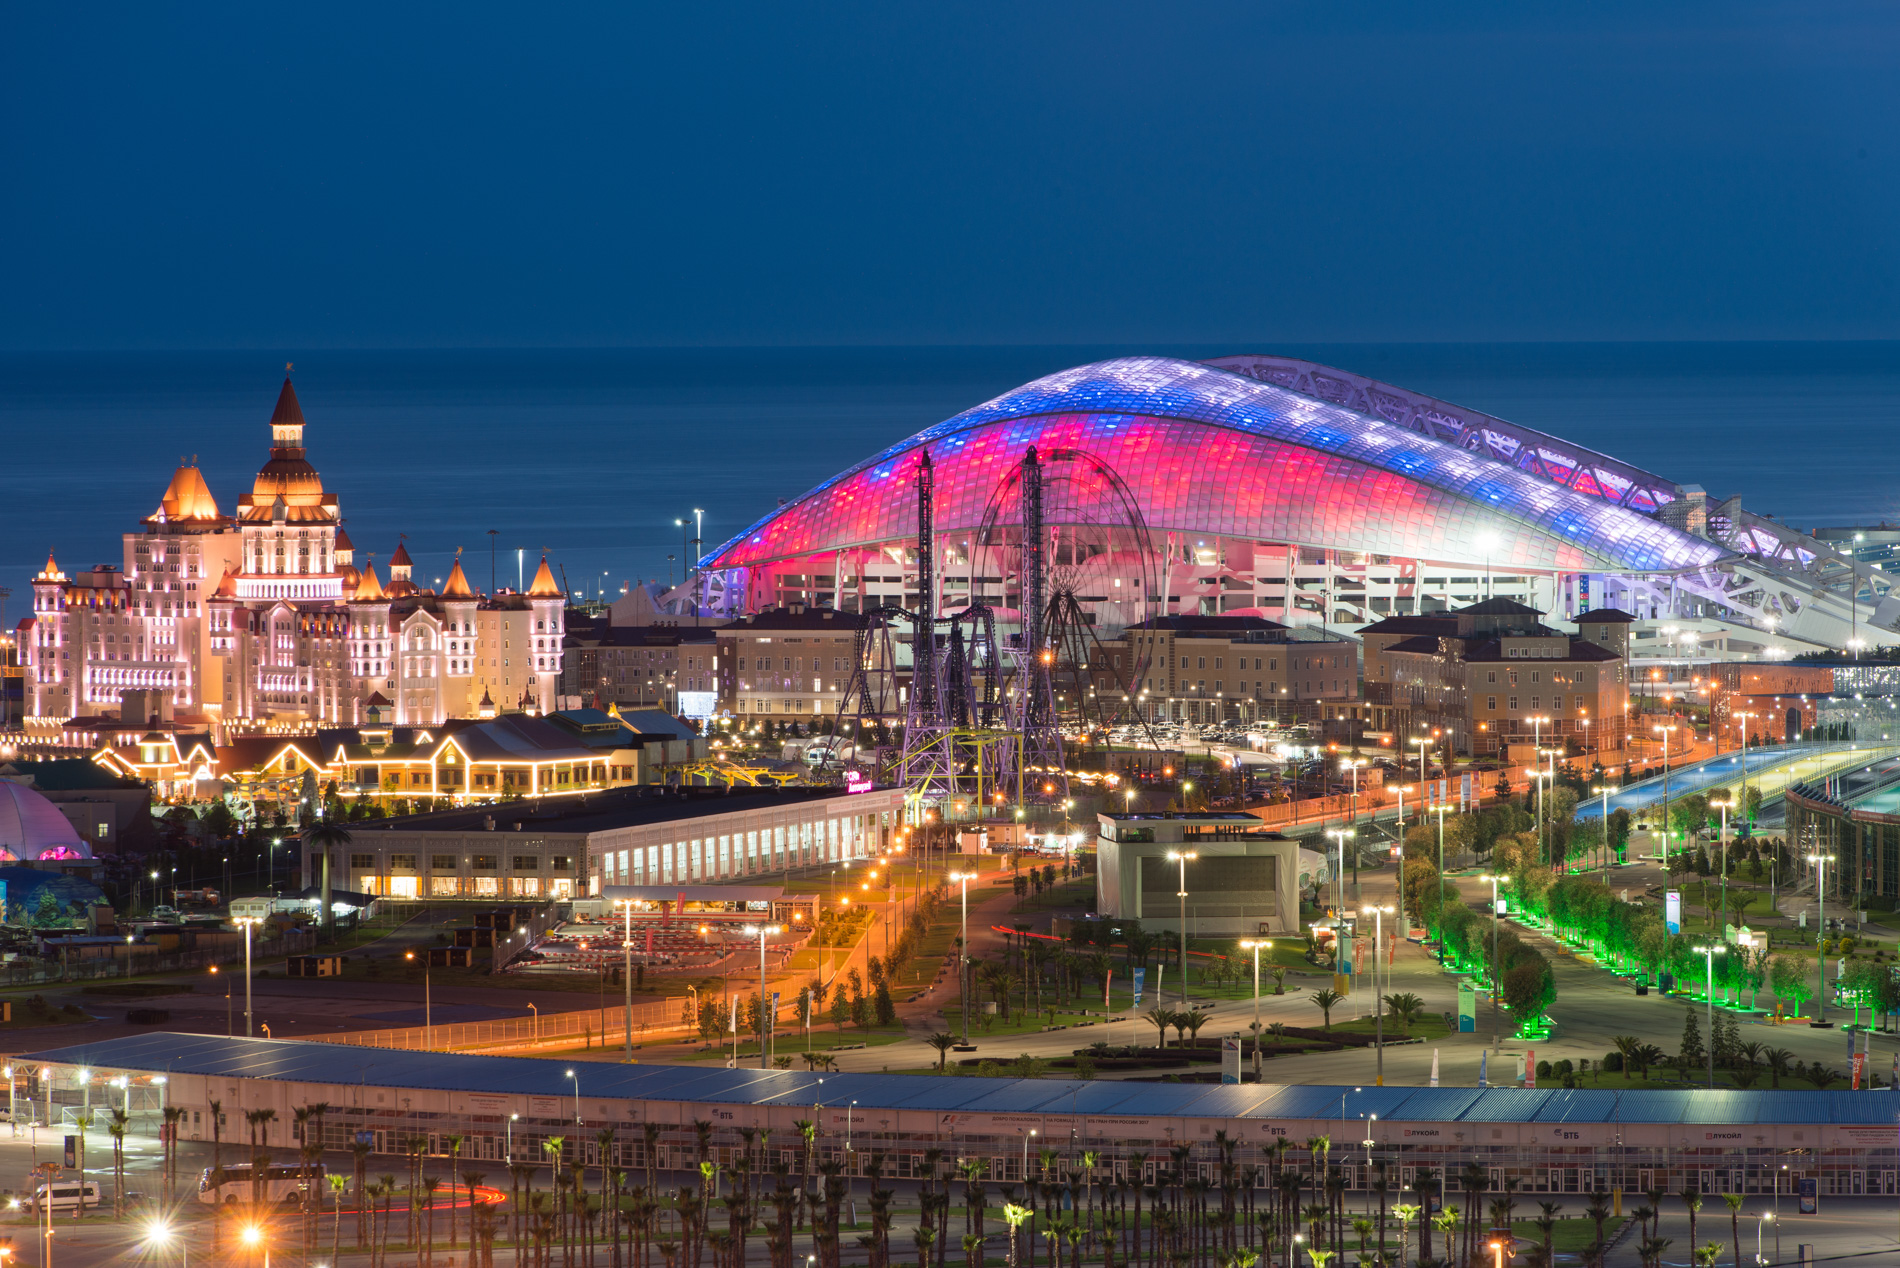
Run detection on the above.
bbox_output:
[1709,662,1831,745]
[18,375,570,741]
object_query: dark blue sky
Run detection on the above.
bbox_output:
[4,2,1897,348]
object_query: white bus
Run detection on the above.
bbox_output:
[196,1162,325,1207]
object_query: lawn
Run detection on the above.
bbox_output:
[936,1005,1121,1040]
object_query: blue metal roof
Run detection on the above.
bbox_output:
[25,1035,1900,1126]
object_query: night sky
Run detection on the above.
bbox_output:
[4,2,1897,349]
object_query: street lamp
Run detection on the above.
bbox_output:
[1165,850,1198,1006]
[1690,944,1726,1087]
[563,1069,582,1125]
[743,924,783,1069]
[403,949,433,1048]
[1410,736,1431,785]
[1395,784,1414,838]
[613,897,638,1060]
[1478,873,1510,1048]
[1361,905,1394,1085]
[1430,801,1451,961]
[1754,1211,1774,1266]
[1591,783,1617,876]
[232,916,261,1037]
[949,871,975,1045]
[1708,796,1734,927]
[1239,939,1272,1081]
[1653,723,1678,858]
[1806,852,1835,1024]
[1323,828,1353,921]
[1341,758,1368,894]
[241,1222,270,1268]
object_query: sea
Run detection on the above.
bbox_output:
[3,342,1899,606]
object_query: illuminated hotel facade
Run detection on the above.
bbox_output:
[19,376,568,740]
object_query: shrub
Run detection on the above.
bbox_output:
[1603,1051,1625,1072]
[1554,1058,1575,1076]
[1536,1059,1553,1078]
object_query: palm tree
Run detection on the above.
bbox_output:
[1584,1190,1612,1268]
[1144,1006,1176,1048]
[1180,1009,1212,1044]
[1679,1188,1702,1256]
[1723,1193,1745,1268]
[1382,992,1426,1038]
[1764,1047,1795,1088]
[926,1032,957,1072]
[1533,1202,1563,1268]
[328,1175,349,1263]
[303,817,354,939]
[108,1109,130,1218]
[1310,989,1344,1029]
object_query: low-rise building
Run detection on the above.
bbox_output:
[1093,614,1359,725]
[716,604,868,721]
[300,783,904,899]
[1093,811,1303,935]
[1364,599,1633,756]
[559,621,720,714]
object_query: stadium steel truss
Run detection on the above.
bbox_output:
[698,355,1895,652]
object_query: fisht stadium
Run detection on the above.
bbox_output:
[696,355,1896,656]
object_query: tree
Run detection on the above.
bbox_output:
[1678,1010,1706,1075]
[1382,992,1425,1038]
[925,1033,956,1072]
[1145,1006,1175,1048]
[1502,962,1556,1029]
[1769,954,1814,1018]
[1310,989,1344,1029]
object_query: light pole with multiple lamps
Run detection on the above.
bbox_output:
[1653,723,1678,859]
[1165,850,1198,1006]
[1430,800,1451,960]
[1239,938,1272,1081]
[1592,782,1617,875]
[1690,943,1726,1087]
[614,897,637,1060]
[1323,828,1353,921]
[1362,904,1393,1084]
[1807,851,1834,1024]
[744,923,782,1068]
[949,871,975,1045]
[1479,873,1510,1048]
[232,916,260,1037]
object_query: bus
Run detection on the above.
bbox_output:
[196,1162,325,1207]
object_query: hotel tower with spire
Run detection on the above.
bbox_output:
[20,373,567,739]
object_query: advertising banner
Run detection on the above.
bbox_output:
[1221,1039,1242,1084]
[1665,891,1681,935]
[1131,967,1145,1007]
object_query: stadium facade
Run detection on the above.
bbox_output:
[697,355,1896,659]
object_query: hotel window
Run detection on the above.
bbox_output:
[1508,697,1519,710]
[550,856,571,871]
[1531,697,1540,709]
[511,855,539,870]
[1487,696,1497,711]
[350,854,373,868]
[430,855,456,869]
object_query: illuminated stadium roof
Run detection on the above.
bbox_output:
[703,357,1731,579]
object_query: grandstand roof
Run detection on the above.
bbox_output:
[25,1035,1899,1125]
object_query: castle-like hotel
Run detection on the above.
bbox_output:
[21,375,567,741]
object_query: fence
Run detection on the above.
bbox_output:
[1,928,317,987]
[303,994,692,1051]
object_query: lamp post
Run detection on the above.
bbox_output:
[1430,801,1451,960]
[1479,873,1509,1048]
[403,949,433,1048]
[240,1220,270,1268]
[1592,783,1616,876]
[563,1069,581,1125]
[1239,939,1272,1081]
[1323,829,1353,922]
[1708,796,1734,928]
[1362,905,1393,1085]
[1396,785,1413,839]
[745,923,782,1069]
[950,871,974,1045]
[1653,723,1677,860]
[1530,769,1551,865]
[1690,944,1726,1087]
[233,916,260,1037]
[1735,710,1757,828]
[1755,1211,1773,1266]
[1411,736,1431,786]
[1165,850,1198,1006]
[615,897,636,1060]
[1341,758,1367,896]
[1807,852,1834,1024]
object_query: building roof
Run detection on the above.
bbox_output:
[1384,633,1622,663]
[526,555,563,598]
[270,376,305,427]
[154,463,222,522]
[441,558,475,599]
[718,605,867,633]
[389,542,414,568]
[356,784,884,837]
[0,759,146,792]
[703,357,1731,579]
[1454,597,1544,617]
[1357,615,1459,636]
[353,562,385,601]
[23,1034,1900,1127]
[1122,614,1290,636]
[568,624,721,648]
[1574,607,1640,624]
